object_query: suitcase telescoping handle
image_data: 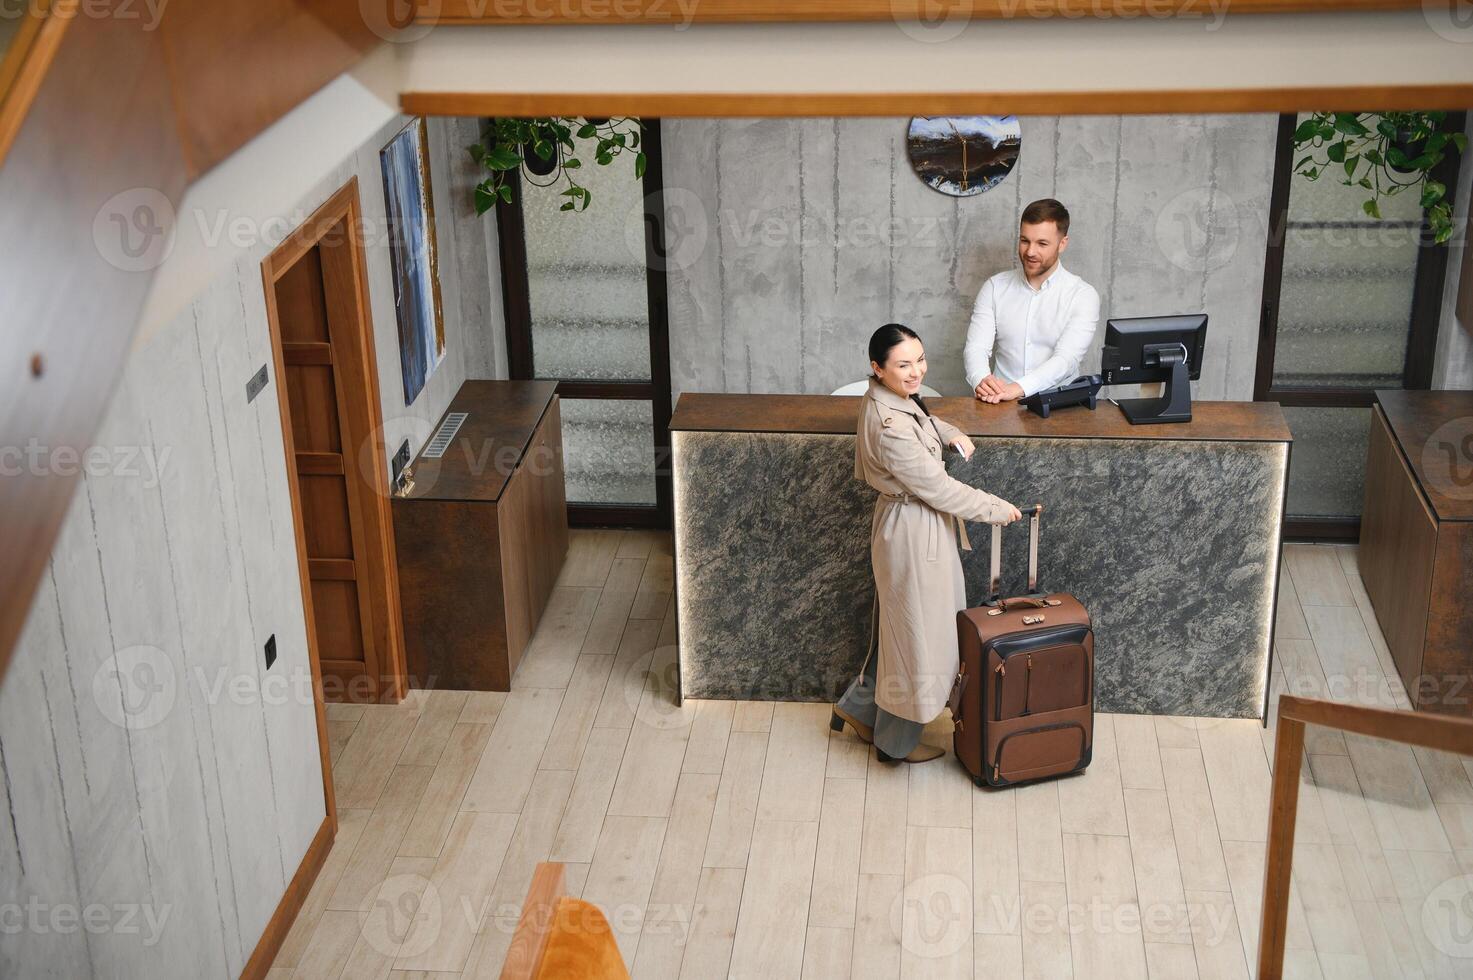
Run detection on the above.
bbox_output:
[987,503,1044,606]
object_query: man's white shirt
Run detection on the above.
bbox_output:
[962,262,1101,398]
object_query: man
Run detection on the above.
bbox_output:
[963,198,1102,404]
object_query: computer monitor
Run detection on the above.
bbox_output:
[1099,314,1208,424]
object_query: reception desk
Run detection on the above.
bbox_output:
[670,393,1292,718]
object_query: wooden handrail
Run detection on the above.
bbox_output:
[1258,695,1473,979]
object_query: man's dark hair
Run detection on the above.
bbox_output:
[1020,198,1070,237]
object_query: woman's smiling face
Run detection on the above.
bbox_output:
[872,336,927,398]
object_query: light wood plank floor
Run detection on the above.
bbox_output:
[270,532,1473,979]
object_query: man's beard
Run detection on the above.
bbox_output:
[1021,253,1057,278]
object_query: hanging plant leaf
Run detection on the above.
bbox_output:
[1420,179,1446,209]
[474,183,498,215]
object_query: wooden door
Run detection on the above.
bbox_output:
[263,179,406,704]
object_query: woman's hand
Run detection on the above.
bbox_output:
[948,435,975,460]
[997,501,1023,524]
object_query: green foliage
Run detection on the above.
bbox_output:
[466,117,648,216]
[1290,111,1466,244]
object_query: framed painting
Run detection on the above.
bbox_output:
[380,116,446,405]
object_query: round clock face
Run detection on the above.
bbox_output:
[907,116,1022,197]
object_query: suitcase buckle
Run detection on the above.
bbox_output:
[1022,614,1045,625]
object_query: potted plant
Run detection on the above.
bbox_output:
[1290,111,1467,243]
[467,116,646,215]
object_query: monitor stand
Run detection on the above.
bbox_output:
[1115,354,1192,424]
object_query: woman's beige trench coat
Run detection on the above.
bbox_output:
[854,377,1014,723]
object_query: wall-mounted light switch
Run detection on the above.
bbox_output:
[245,364,270,404]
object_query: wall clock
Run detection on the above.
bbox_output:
[906,116,1022,197]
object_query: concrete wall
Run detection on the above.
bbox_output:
[663,114,1281,402]
[1433,113,1473,391]
[0,112,503,976]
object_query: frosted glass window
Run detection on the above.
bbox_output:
[1282,406,1373,518]
[522,135,651,381]
[561,399,657,506]
[1272,114,1424,390]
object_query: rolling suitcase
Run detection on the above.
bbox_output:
[947,504,1094,788]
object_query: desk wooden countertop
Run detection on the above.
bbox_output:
[1375,389,1473,522]
[669,392,1292,443]
[398,380,559,503]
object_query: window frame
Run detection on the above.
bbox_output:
[1254,110,1464,540]
[496,117,674,529]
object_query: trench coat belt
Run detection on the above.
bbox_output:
[877,491,972,558]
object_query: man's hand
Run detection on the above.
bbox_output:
[974,375,1025,404]
[948,434,975,460]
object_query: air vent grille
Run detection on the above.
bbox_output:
[422,412,468,459]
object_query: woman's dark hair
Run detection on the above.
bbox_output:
[868,323,931,415]
[869,323,920,371]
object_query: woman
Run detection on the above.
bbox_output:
[831,324,1021,763]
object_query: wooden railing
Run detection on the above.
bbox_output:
[1258,694,1473,979]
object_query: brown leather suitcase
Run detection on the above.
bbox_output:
[948,505,1094,788]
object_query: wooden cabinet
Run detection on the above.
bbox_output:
[393,381,569,690]
[1359,390,1473,716]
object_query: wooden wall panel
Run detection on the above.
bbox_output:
[158,0,382,175]
[0,2,188,682]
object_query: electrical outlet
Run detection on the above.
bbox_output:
[392,439,412,483]
[264,634,277,670]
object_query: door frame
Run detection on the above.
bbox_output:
[1254,110,1465,541]
[260,176,408,722]
[496,118,675,529]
